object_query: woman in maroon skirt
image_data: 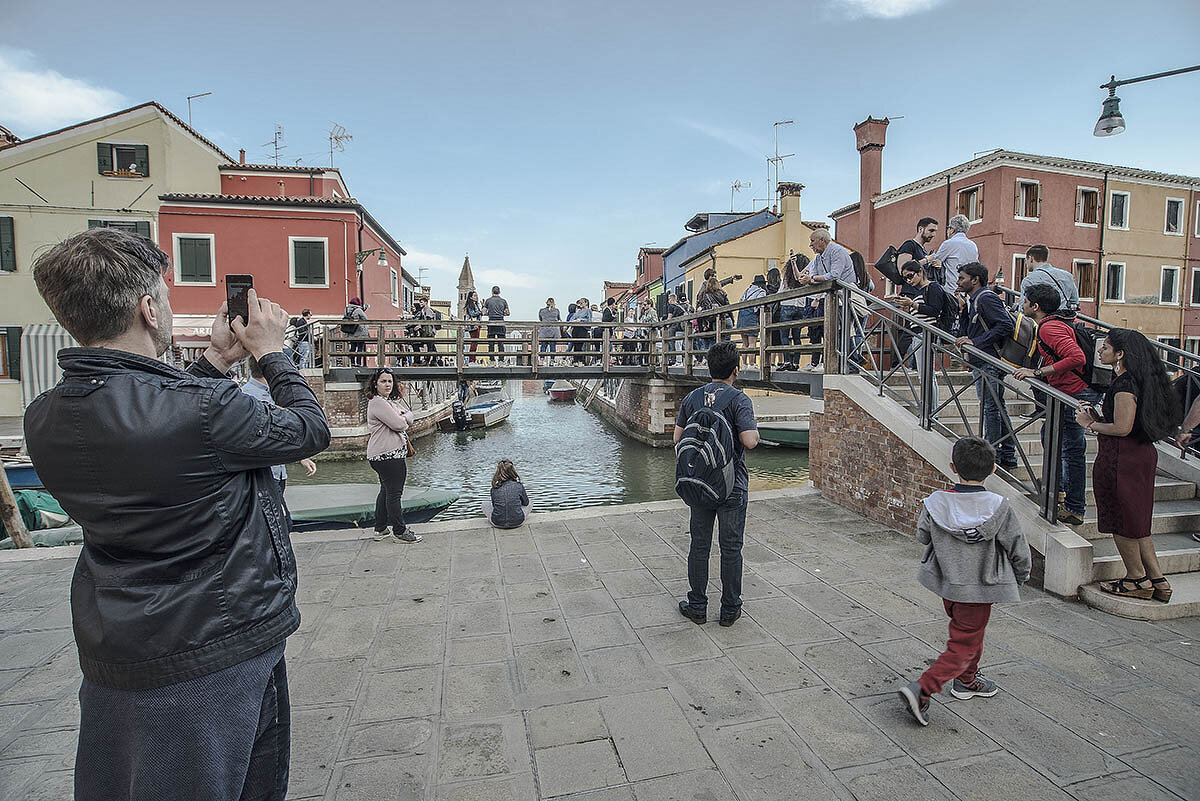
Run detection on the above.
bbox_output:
[1076,329,1178,602]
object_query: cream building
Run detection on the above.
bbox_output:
[0,103,231,414]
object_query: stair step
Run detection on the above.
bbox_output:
[1079,570,1200,620]
[1091,532,1200,579]
[1075,500,1200,539]
[1086,477,1196,505]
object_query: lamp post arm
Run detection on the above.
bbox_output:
[1103,65,1200,91]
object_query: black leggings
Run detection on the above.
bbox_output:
[369,458,407,534]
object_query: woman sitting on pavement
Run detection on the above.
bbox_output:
[366,368,422,544]
[483,459,531,528]
[1075,329,1177,601]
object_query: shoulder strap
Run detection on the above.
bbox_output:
[1035,266,1074,302]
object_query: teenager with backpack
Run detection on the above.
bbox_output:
[1011,284,1096,525]
[674,341,760,627]
[954,263,1017,468]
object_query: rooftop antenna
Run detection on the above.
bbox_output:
[973,147,1003,158]
[186,92,212,127]
[770,120,794,200]
[262,125,285,165]
[328,123,353,167]
[730,180,750,213]
[417,265,429,289]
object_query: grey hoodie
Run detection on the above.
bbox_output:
[916,488,1031,603]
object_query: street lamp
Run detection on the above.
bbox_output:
[1094,65,1200,137]
[355,247,388,268]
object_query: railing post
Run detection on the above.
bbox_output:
[376,323,386,368]
[455,326,465,373]
[716,311,724,344]
[1041,395,1063,523]
[602,327,611,372]
[825,288,840,373]
[685,322,693,377]
[530,326,539,375]
[759,304,769,379]
[918,333,934,429]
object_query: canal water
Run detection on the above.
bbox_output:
[289,381,808,520]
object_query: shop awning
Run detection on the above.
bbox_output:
[19,324,77,409]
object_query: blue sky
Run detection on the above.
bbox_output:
[3,0,1199,318]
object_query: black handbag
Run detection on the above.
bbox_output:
[874,244,903,285]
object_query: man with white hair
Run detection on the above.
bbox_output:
[795,227,856,372]
[928,214,979,295]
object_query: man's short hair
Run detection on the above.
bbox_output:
[301,308,311,317]
[948,214,971,234]
[952,436,995,481]
[1026,244,1049,263]
[491,285,501,294]
[960,261,989,286]
[706,341,739,380]
[32,227,169,345]
[606,297,616,306]
[810,228,832,243]
[1024,283,1061,314]
[247,356,264,379]
[917,217,938,230]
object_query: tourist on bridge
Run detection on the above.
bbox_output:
[343,296,369,367]
[638,301,659,366]
[894,259,951,413]
[366,367,422,544]
[797,228,855,373]
[889,217,938,359]
[1016,244,1079,315]
[571,298,594,364]
[288,308,314,368]
[675,341,760,628]
[465,290,483,365]
[665,292,689,366]
[928,214,978,297]
[1077,329,1178,602]
[483,285,510,364]
[538,297,561,365]
[483,459,531,528]
[737,273,768,369]
[898,436,1031,727]
[954,262,1017,469]
[778,251,809,370]
[24,227,331,801]
[695,276,730,362]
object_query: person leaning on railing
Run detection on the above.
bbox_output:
[777,252,810,370]
[953,263,1017,469]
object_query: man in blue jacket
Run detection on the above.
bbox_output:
[954,262,1017,468]
[24,228,330,801]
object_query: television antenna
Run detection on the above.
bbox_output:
[262,125,285,165]
[730,180,750,213]
[328,123,353,167]
[770,120,794,200]
[186,92,212,127]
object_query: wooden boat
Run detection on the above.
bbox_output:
[547,380,577,402]
[466,394,514,428]
[474,380,503,394]
[3,461,42,490]
[756,420,809,448]
[287,484,459,532]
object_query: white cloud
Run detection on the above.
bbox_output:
[477,268,541,290]
[827,0,948,18]
[677,118,765,160]
[0,49,126,134]
[402,250,459,275]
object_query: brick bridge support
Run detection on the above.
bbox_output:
[582,377,690,447]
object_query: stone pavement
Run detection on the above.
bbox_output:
[1,487,1198,800]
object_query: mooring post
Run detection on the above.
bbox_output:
[0,463,33,549]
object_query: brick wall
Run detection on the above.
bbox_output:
[809,388,951,531]
[586,378,688,446]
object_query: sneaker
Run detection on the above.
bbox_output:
[950,676,998,700]
[372,528,392,542]
[998,459,1019,470]
[1056,506,1085,526]
[809,364,824,374]
[394,529,423,544]
[678,600,706,624]
[898,681,930,726]
[719,608,742,627]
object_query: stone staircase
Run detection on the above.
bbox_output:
[885,370,1200,618]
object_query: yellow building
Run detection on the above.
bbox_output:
[0,102,232,414]
[679,183,821,304]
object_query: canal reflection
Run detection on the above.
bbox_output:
[290,381,808,520]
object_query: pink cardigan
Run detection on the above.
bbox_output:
[366,397,414,460]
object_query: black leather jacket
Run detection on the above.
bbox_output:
[23,349,330,690]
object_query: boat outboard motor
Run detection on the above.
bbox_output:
[451,399,469,430]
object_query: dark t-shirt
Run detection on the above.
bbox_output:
[1102,372,1148,443]
[483,295,508,320]
[602,307,615,323]
[915,282,949,329]
[896,238,927,264]
[675,382,758,492]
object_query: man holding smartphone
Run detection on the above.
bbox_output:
[24,227,330,801]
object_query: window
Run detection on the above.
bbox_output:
[96,142,149,177]
[0,216,14,272]
[1109,191,1130,230]
[88,219,152,239]
[0,327,19,380]
[289,237,328,287]
[1192,268,1200,306]
[390,268,399,307]
[1075,187,1099,226]
[1158,336,1183,367]
[767,258,778,275]
[956,184,983,222]
[1073,259,1095,301]
[1012,255,1028,290]
[1014,180,1040,220]
[1186,337,1200,358]
[687,279,694,304]
[1161,266,1181,305]
[1104,262,1125,302]
[1165,198,1184,235]
[172,234,214,285]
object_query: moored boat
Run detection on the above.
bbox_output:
[547,380,576,403]
[756,420,809,448]
[2,461,42,490]
[467,394,514,428]
[287,484,459,531]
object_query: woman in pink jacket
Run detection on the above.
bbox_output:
[366,369,422,543]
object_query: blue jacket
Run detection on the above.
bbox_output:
[960,287,1014,364]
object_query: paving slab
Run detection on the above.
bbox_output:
[770,685,902,770]
[532,738,625,797]
[601,689,711,781]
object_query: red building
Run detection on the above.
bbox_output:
[158,158,414,325]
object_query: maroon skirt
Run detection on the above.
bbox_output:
[1093,434,1157,539]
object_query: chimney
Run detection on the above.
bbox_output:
[853,116,889,258]
[239,148,246,164]
[778,182,806,258]
[277,180,286,198]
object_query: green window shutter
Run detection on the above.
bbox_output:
[97,143,112,174]
[178,238,211,282]
[292,241,308,283]
[5,327,20,381]
[294,241,324,284]
[88,219,103,229]
[134,221,151,240]
[0,217,14,272]
[134,145,150,177]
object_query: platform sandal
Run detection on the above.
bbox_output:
[1098,576,1153,599]
[1150,577,1172,604]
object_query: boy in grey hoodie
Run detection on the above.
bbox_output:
[899,436,1031,726]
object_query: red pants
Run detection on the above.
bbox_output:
[919,599,992,696]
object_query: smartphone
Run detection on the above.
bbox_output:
[226,274,253,330]
[1090,403,1104,421]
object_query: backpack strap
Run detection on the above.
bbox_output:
[1034,266,1077,309]
[694,385,740,422]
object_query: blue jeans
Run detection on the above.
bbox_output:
[973,362,1015,465]
[1052,387,1099,516]
[539,340,556,354]
[778,305,806,364]
[685,488,747,616]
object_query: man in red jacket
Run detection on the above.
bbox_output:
[1012,283,1098,525]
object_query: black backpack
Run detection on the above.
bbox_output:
[1041,315,1113,391]
[675,387,739,509]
